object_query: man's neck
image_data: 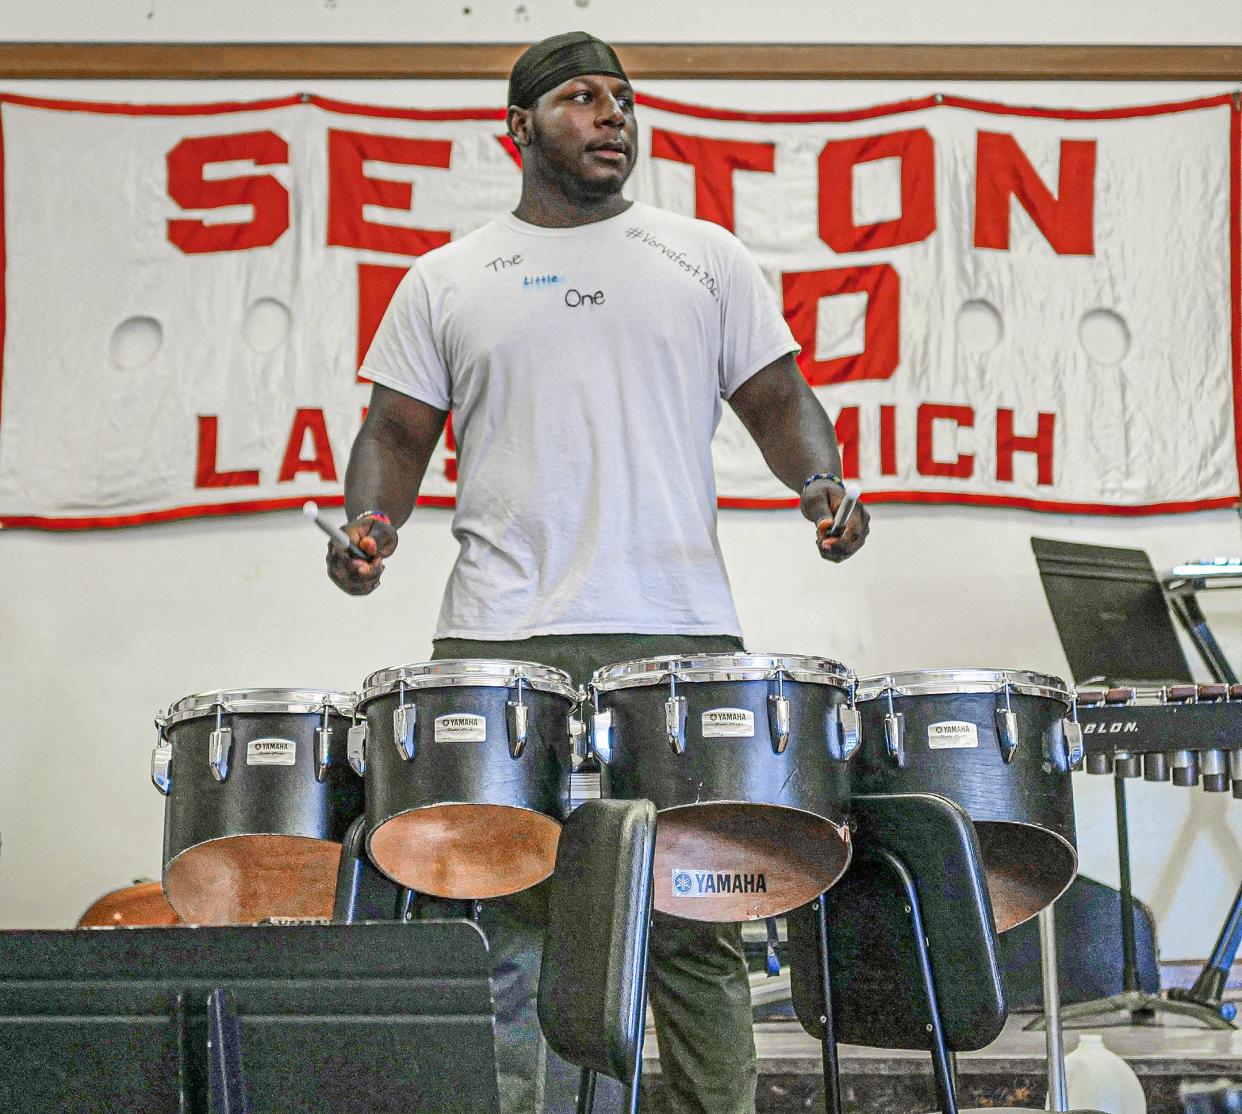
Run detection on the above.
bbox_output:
[512,185,632,229]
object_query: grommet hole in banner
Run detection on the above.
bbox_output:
[956,298,1003,353]
[241,297,292,354]
[109,315,163,369]
[1079,307,1131,365]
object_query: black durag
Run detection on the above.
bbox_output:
[507,31,629,110]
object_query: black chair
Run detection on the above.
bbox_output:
[539,797,657,1114]
[786,792,1105,1114]
[334,798,658,1114]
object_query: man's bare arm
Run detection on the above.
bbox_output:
[728,353,869,562]
[328,383,448,595]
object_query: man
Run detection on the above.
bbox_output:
[327,31,869,1114]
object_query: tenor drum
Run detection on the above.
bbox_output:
[355,660,576,899]
[590,653,858,922]
[854,669,1081,932]
[153,688,361,925]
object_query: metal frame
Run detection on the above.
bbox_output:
[1,43,1241,80]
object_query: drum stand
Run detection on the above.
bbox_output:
[1030,774,1234,1030]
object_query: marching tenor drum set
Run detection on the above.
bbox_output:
[144,654,1084,935]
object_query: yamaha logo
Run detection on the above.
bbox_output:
[671,868,768,898]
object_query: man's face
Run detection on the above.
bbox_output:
[517,73,638,198]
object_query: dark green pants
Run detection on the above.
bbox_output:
[432,633,759,1114]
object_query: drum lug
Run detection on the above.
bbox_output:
[883,711,905,767]
[150,728,173,796]
[1061,718,1085,770]
[347,721,368,776]
[836,706,862,761]
[314,726,332,782]
[392,704,417,762]
[666,695,687,756]
[568,715,586,770]
[209,726,234,782]
[768,695,791,754]
[507,699,529,759]
[590,708,613,766]
[995,709,1019,764]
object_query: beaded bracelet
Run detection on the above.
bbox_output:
[358,509,392,525]
[801,472,844,492]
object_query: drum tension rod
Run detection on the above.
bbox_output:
[590,687,614,766]
[995,684,1019,764]
[314,700,333,783]
[768,670,791,754]
[209,701,233,782]
[393,680,416,762]
[347,718,368,776]
[666,673,687,756]
[151,721,173,795]
[883,683,905,768]
[836,680,862,761]
[507,677,529,759]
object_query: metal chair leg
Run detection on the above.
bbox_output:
[813,892,843,1114]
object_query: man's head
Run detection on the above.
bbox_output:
[506,32,638,201]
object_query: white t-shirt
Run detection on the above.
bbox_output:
[361,200,799,640]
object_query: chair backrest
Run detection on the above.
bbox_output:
[787,792,1007,1052]
[1030,537,1190,683]
[538,798,657,1085]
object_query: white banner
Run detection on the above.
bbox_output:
[0,90,1236,528]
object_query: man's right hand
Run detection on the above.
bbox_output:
[327,515,399,595]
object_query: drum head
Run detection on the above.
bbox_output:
[654,803,851,921]
[976,820,1077,932]
[163,834,343,925]
[368,804,562,899]
[77,881,180,928]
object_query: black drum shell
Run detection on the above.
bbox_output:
[596,676,854,921]
[163,709,362,866]
[360,683,573,899]
[853,688,1077,931]
[598,679,850,821]
[361,685,571,828]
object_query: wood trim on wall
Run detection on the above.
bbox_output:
[0,43,1238,81]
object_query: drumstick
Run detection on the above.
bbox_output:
[302,501,369,561]
[828,484,862,537]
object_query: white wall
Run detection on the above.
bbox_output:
[1,0,1241,958]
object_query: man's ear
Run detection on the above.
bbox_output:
[507,106,532,147]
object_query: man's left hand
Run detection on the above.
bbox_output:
[801,482,871,563]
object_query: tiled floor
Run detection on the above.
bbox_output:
[640,1005,1242,1112]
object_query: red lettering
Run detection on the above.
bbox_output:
[278,409,338,483]
[879,404,898,476]
[831,407,860,480]
[356,262,411,381]
[997,409,1056,484]
[974,132,1096,255]
[650,130,776,232]
[327,130,452,257]
[167,131,290,254]
[444,413,458,483]
[195,416,260,488]
[782,264,900,386]
[497,134,523,169]
[819,129,935,253]
[917,403,974,479]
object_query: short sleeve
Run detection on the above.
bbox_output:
[718,238,800,399]
[358,263,452,411]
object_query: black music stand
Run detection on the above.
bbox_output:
[786,792,1104,1114]
[0,920,499,1113]
[333,799,657,1114]
[1031,537,1235,1029]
